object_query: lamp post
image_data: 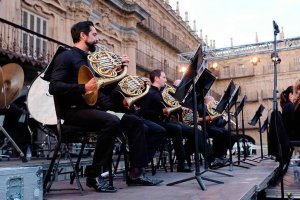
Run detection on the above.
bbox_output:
[179,65,187,78]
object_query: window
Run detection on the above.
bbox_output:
[293,57,300,70]
[21,9,47,58]
[222,66,230,78]
[235,64,245,76]
[264,62,273,74]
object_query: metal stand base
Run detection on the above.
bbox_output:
[0,126,27,162]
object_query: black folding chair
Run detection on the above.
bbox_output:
[43,95,113,195]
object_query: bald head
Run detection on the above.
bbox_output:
[204,96,215,104]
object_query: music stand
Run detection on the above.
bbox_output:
[167,45,221,190]
[260,118,268,134]
[248,104,269,161]
[186,69,233,180]
[212,80,236,171]
[236,96,259,164]
[230,87,255,168]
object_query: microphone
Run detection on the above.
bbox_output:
[273,20,280,35]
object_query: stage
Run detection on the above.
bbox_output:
[266,165,300,199]
[0,156,279,200]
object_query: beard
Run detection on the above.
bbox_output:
[86,41,96,52]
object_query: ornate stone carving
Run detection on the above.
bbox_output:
[23,0,61,17]
[40,0,66,12]
[98,39,114,51]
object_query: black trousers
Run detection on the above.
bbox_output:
[162,121,214,164]
[64,109,119,170]
[143,119,166,162]
[121,114,149,168]
[207,126,238,158]
[180,123,215,163]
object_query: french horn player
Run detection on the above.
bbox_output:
[48,21,163,192]
[138,71,217,171]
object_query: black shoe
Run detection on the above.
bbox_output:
[218,157,229,165]
[177,163,192,172]
[209,157,228,169]
[86,177,117,193]
[128,175,163,186]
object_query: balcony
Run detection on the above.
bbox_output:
[0,18,69,70]
[136,49,177,82]
[138,16,193,53]
[218,65,254,80]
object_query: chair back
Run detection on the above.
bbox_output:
[53,95,66,120]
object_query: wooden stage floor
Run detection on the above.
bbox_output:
[0,156,279,200]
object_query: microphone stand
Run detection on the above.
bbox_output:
[272,20,284,200]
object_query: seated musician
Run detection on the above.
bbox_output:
[138,70,216,172]
[172,79,225,168]
[198,96,238,166]
[49,21,161,193]
[97,77,165,185]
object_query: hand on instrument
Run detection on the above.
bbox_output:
[85,78,97,93]
[143,77,151,86]
[182,107,189,112]
[162,108,168,116]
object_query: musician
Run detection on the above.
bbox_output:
[138,70,215,172]
[198,96,238,165]
[280,86,296,140]
[49,21,160,193]
[293,80,300,141]
[97,80,166,183]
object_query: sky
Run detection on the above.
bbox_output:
[168,0,300,48]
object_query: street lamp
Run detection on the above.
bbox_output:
[250,57,260,65]
[179,64,188,78]
[209,62,218,70]
[271,52,281,64]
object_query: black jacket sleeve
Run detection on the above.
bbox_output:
[49,52,85,96]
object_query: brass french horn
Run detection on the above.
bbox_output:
[78,47,127,106]
[206,100,223,121]
[117,76,150,108]
[206,100,236,126]
[161,84,181,116]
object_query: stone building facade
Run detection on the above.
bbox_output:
[0,0,201,86]
[207,37,300,145]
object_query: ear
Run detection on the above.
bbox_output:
[80,32,86,40]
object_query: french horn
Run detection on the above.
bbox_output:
[161,84,181,116]
[117,76,150,109]
[206,100,236,126]
[78,46,127,106]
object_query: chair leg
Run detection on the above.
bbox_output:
[70,142,86,184]
[154,140,168,175]
[43,139,61,193]
[151,160,156,175]
[113,147,122,174]
[120,137,130,184]
[109,160,114,187]
[46,150,63,193]
[167,139,174,172]
[64,144,84,195]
